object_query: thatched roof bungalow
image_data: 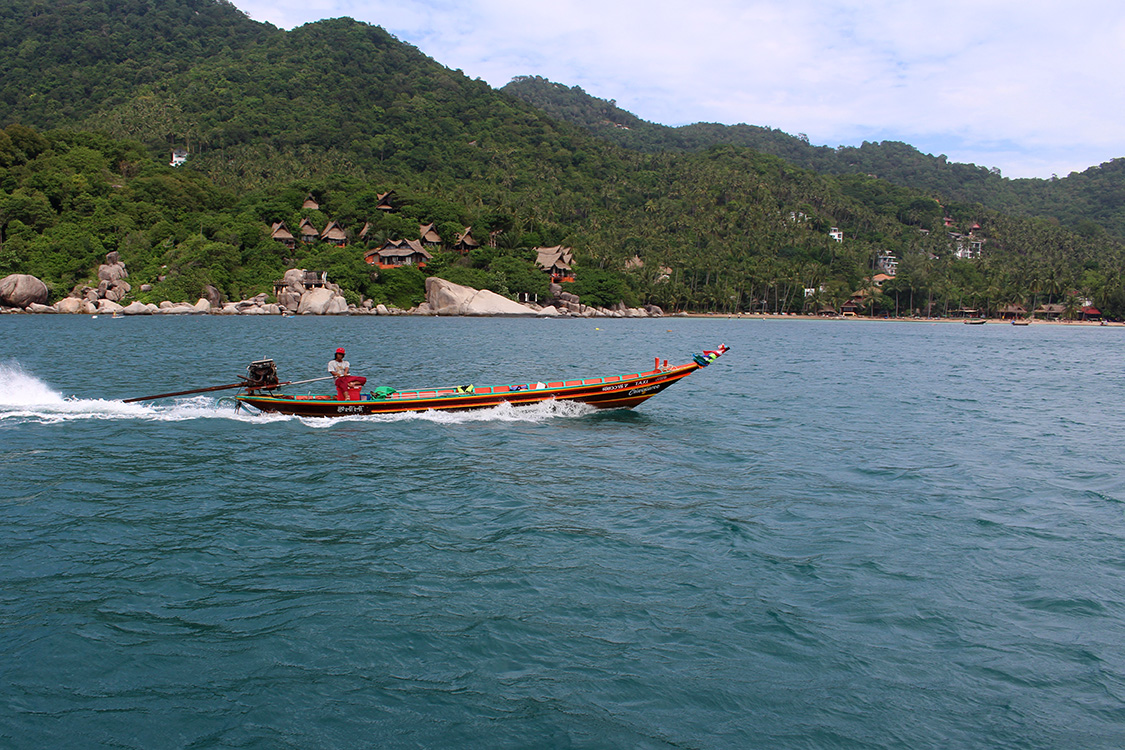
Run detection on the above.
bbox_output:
[364,239,432,269]
[998,304,1027,320]
[452,227,479,254]
[419,223,443,247]
[270,222,296,249]
[1034,303,1065,319]
[320,221,347,247]
[535,245,576,283]
[298,218,319,244]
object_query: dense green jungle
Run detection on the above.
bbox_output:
[1,0,1123,317]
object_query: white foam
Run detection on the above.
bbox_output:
[0,363,273,425]
[0,362,68,408]
[294,398,596,427]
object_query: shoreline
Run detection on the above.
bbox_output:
[3,307,1120,326]
[677,312,1121,326]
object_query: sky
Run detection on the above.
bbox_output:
[232,0,1125,179]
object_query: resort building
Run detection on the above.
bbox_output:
[998,304,1027,320]
[876,251,898,276]
[419,223,443,248]
[270,222,296,250]
[320,221,347,247]
[951,234,984,259]
[365,239,432,269]
[451,227,480,254]
[298,218,319,244]
[535,246,576,283]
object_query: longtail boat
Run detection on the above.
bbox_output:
[233,345,729,417]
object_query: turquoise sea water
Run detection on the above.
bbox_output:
[2,315,1125,749]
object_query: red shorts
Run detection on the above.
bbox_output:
[335,375,367,400]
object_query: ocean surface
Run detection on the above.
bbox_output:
[2,315,1125,749]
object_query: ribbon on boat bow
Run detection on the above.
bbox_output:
[692,344,729,367]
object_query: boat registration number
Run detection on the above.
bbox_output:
[603,378,649,392]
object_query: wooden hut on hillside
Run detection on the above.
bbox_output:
[298,218,319,244]
[270,222,296,249]
[364,239,432,269]
[419,223,443,248]
[302,194,320,210]
[452,227,479,254]
[320,221,347,247]
[535,246,576,283]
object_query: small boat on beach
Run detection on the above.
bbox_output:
[233,346,729,417]
[964,318,986,325]
[1011,318,1031,326]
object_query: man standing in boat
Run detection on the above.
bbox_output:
[329,347,366,400]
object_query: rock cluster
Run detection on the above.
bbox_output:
[3,262,662,319]
[1,260,362,316]
[544,284,660,318]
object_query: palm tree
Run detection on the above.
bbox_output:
[1062,293,1080,322]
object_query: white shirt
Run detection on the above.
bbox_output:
[328,358,349,377]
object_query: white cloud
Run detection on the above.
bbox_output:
[233,0,1125,178]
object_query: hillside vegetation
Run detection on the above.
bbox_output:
[1,0,1124,318]
[503,76,1125,240]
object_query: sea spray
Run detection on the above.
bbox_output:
[0,362,240,424]
[0,362,67,408]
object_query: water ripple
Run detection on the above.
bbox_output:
[4,318,1125,748]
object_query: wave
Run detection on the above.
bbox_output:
[0,363,595,426]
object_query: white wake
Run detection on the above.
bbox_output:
[0,363,596,426]
[293,397,597,428]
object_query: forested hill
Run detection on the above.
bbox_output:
[501,76,1125,240]
[0,0,272,127]
[1,0,1124,319]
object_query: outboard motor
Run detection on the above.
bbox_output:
[245,359,280,391]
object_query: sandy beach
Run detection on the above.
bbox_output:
[681,312,1122,326]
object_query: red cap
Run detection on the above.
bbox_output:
[335,347,345,354]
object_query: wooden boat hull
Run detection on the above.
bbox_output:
[235,351,724,417]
